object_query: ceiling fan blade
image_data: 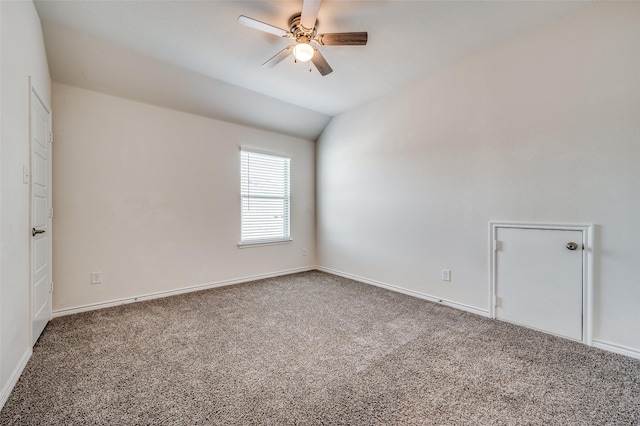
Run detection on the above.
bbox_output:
[238,15,290,38]
[300,0,322,30]
[316,32,368,46]
[311,49,333,76]
[262,46,294,68]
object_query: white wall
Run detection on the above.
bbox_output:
[317,2,640,355]
[52,83,316,312]
[0,0,51,409]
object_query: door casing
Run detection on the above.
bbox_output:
[489,222,594,345]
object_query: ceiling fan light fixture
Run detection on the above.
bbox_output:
[293,43,314,62]
[239,0,367,76]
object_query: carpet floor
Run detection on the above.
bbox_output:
[1,270,639,425]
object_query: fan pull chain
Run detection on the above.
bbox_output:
[292,55,312,73]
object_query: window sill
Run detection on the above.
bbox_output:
[238,239,293,249]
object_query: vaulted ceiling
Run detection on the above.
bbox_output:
[34,0,590,140]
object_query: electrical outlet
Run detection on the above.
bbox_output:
[302,248,308,256]
[91,272,102,285]
[442,269,451,282]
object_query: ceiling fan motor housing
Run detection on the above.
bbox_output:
[288,13,315,43]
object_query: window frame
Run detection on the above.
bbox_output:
[238,147,292,248]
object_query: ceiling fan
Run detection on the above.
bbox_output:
[238,0,368,76]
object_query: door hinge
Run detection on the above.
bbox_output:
[49,133,53,144]
[49,207,54,219]
[50,282,53,293]
[496,296,502,308]
[23,164,30,184]
[494,239,501,252]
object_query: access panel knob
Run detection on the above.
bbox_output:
[566,242,579,251]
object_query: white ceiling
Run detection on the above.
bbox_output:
[34,0,590,140]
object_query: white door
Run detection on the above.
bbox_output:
[494,227,583,341]
[31,89,52,345]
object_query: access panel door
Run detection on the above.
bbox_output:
[495,227,583,341]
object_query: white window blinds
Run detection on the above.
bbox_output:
[240,149,291,245]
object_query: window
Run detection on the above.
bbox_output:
[240,148,291,246]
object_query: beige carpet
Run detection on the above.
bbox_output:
[1,270,639,425]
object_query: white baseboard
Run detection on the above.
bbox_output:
[316,266,489,318]
[592,339,640,360]
[0,348,32,412]
[50,265,640,362]
[316,268,640,361]
[52,266,315,318]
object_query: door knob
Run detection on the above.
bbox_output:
[32,228,45,237]
[566,242,579,251]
